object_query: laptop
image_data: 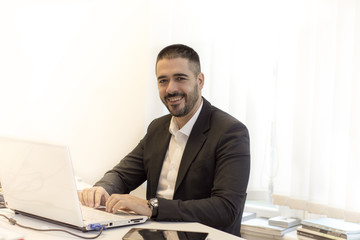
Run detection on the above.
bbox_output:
[0,137,148,231]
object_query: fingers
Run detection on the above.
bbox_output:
[78,190,83,204]
[78,187,109,208]
[105,194,152,217]
[79,190,152,217]
[105,195,119,213]
[84,188,96,207]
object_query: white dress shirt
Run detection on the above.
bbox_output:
[156,101,203,200]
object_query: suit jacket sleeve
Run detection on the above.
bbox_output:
[94,115,171,195]
[94,138,148,196]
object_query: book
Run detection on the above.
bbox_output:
[241,230,283,240]
[302,218,360,235]
[298,226,343,240]
[241,217,297,237]
[269,216,301,228]
[300,225,360,240]
[298,236,322,240]
[242,211,256,222]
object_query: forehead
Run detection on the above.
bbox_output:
[156,58,193,76]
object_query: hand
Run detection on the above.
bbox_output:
[106,194,152,218]
[78,186,110,208]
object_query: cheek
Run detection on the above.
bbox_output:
[158,88,166,98]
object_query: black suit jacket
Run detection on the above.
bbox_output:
[95,98,250,236]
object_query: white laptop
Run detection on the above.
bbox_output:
[0,137,148,231]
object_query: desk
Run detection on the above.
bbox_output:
[0,208,244,240]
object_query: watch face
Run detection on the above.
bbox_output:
[150,198,158,207]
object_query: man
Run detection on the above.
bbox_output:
[78,44,250,236]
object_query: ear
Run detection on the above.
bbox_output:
[197,73,205,90]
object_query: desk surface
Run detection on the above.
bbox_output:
[0,208,244,240]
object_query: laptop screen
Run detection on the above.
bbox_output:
[0,137,85,228]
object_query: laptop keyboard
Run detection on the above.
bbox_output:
[81,205,138,221]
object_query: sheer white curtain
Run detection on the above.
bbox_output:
[271,0,360,222]
[146,0,360,222]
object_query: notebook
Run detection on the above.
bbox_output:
[0,137,148,231]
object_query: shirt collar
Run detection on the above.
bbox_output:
[169,99,204,137]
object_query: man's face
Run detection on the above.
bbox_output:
[156,58,204,119]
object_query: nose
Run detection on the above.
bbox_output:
[166,79,178,94]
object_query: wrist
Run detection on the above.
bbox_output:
[147,198,159,219]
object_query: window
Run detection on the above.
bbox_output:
[146,0,360,222]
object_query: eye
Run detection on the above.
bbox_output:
[158,79,168,85]
[176,77,186,81]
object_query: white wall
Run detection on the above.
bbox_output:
[0,1,159,185]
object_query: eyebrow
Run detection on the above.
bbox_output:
[157,73,189,80]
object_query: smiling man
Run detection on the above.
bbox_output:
[78,44,250,237]
[156,49,203,128]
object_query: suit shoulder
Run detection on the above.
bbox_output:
[210,105,247,130]
[147,114,171,132]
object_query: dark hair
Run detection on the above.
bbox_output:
[156,44,201,76]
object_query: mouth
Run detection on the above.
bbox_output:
[165,94,184,105]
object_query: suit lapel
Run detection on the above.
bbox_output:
[174,98,212,193]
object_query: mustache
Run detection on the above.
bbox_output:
[164,92,185,100]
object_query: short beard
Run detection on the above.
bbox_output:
[163,83,200,117]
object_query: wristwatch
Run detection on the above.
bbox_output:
[148,198,159,219]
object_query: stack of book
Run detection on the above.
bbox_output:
[297,218,360,240]
[241,216,301,240]
[269,216,301,228]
